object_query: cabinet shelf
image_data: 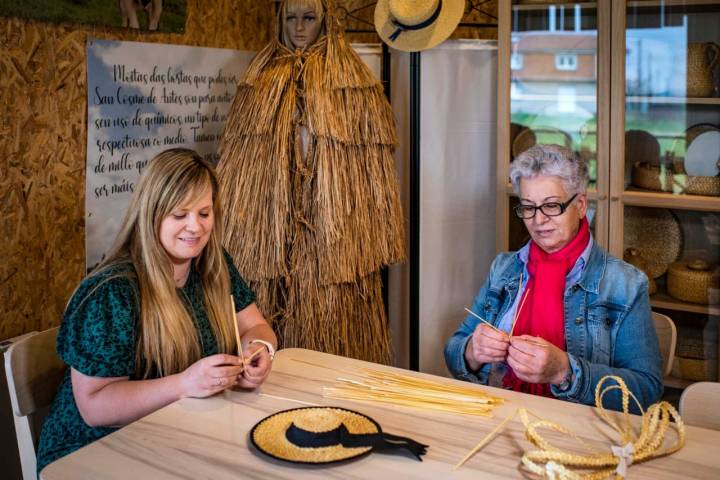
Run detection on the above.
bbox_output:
[622,189,720,212]
[663,375,694,390]
[651,291,720,316]
[628,0,720,7]
[512,0,716,11]
[626,96,720,105]
[501,0,720,394]
[505,183,601,201]
[512,2,597,12]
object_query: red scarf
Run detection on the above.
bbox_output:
[502,217,590,397]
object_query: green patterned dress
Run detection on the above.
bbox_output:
[36,252,254,473]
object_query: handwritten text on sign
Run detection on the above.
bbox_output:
[85,39,253,270]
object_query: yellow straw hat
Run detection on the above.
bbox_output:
[375,0,465,52]
[250,406,428,464]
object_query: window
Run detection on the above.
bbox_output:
[555,53,578,71]
[511,52,524,70]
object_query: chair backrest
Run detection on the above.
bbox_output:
[4,327,65,480]
[680,381,720,431]
[651,311,676,377]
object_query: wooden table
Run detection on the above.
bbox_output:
[42,348,720,479]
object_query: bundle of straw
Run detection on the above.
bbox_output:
[217,0,404,365]
[324,368,504,416]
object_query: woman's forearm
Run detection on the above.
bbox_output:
[242,323,277,350]
[72,369,183,428]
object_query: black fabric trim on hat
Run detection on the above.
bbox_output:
[389,0,443,41]
[286,422,429,461]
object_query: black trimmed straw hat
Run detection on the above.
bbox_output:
[374,0,465,52]
[250,406,428,464]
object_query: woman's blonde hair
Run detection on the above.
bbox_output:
[94,148,236,378]
[280,0,326,49]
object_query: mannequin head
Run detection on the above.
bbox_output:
[281,0,325,50]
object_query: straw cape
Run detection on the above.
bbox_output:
[375,0,465,52]
[250,407,427,464]
[217,0,405,364]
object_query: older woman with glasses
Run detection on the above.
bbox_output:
[444,144,662,412]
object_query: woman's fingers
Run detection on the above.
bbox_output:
[211,365,244,378]
[472,325,510,362]
[206,353,244,367]
[478,324,510,342]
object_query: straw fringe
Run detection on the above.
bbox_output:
[217,1,403,364]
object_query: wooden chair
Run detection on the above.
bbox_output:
[652,311,676,378]
[680,381,720,431]
[4,327,65,480]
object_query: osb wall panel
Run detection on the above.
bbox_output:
[0,0,274,340]
[0,0,497,340]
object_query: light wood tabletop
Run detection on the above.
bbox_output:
[42,348,720,479]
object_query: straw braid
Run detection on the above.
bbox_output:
[519,376,686,479]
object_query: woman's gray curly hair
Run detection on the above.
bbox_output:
[509,144,589,196]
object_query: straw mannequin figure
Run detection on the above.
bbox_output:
[217,0,404,364]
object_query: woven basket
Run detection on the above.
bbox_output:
[510,123,535,160]
[667,260,720,304]
[626,130,661,166]
[623,207,682,279]
[687,42,720,98]
[623,248,657,295]
[678,174,720,196]
[686,42,720,97]
[631,162,673,192]
[512,126,572,158]
[678,357,717,382]
[631,162,720,196]
[686,123,719,145]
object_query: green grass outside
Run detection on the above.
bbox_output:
[0,0,186,33]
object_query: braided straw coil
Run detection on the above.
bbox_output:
[520,376,686,480]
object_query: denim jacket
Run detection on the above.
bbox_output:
[444,241,663,413]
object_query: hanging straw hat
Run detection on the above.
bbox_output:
[250,406,428,464]
[375,0,465,52]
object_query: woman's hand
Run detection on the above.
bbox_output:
[178,354,244,398]
[464,324,510,371]
[506,336,570,385]
[236,344,272,389]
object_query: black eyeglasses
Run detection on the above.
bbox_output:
[514,193,578,219]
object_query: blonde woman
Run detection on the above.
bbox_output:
[37,148,276,473]
[218,0,404,364]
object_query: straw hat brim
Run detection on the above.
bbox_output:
[250,406,381,464]
[375,0,465,52]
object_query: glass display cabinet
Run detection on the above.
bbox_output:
[497,0,720,388]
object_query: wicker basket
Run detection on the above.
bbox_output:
[687,42,720,98]
[510,123,535,160]
[626,130,660,166]
[623,248,657,295]
[686,123,719,145]
[631,162,720,196]
[631,162,673,192]
[512,126,572,158]
[667,260,720,304]
[678,357,717,381]
[623,207,682,279]
[677,174,720,196]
